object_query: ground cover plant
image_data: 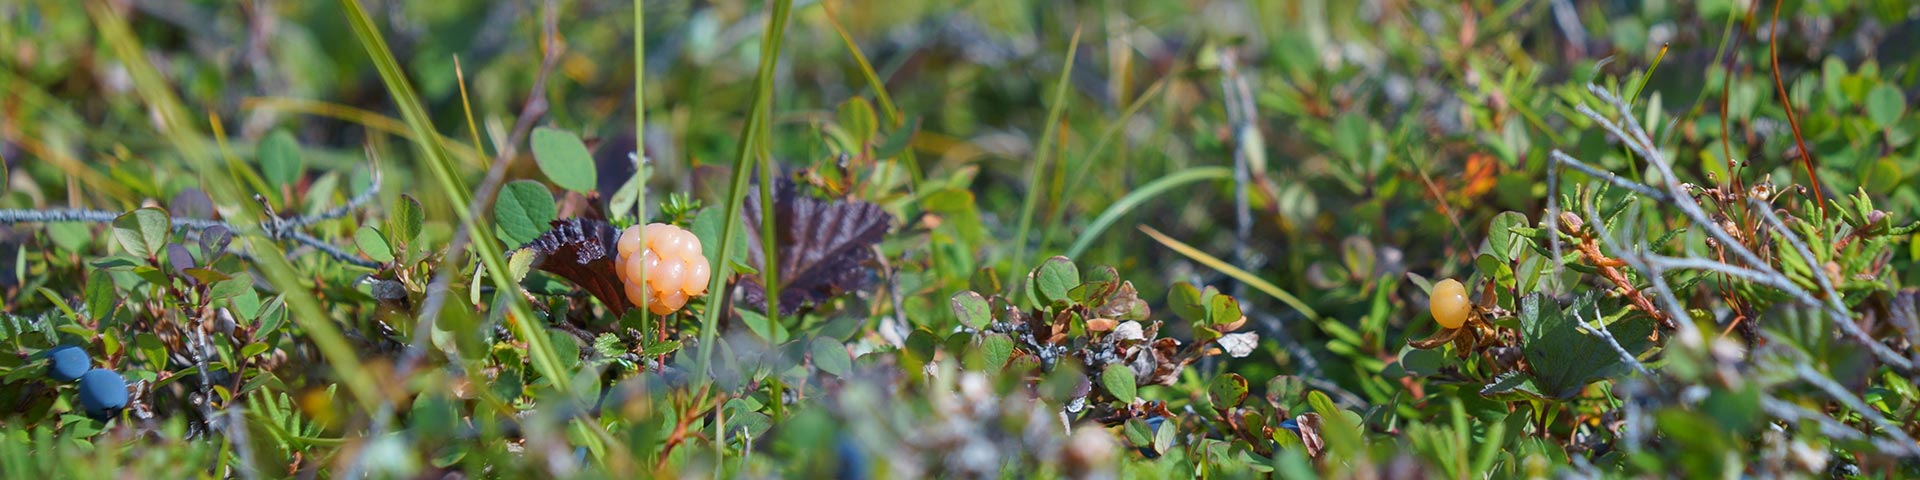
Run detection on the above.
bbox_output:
[2,0,1919,477]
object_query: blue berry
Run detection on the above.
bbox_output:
[835,435,866,480]
[76,369,129,420]
[44,345,91,383]
[1278,418,1300,434]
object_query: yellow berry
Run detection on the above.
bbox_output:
[616,223,711,315]
[617,226,644,258]
[684,261,711,295]
[654,259,688,290]
[1429,278,1470,329]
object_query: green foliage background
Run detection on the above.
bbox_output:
[1,0,1918,477]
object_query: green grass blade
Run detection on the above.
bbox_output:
[337,0,571,392]
[1139,224,1319,320]
[1065,166,1230,259]
[1043,78,1170,251]
[1010,27,1083,276]
[697,0,794,379]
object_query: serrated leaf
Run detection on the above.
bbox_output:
[592,334,625,359]
[811,337,852,377]
[523,219,632,314]
[530,127,597,193]
[638,340,681,356]
[951,291,991,329]
[1208,373,1249,408]
[738,180,893,314]
[494,180,556,248]
[260,129,304,189]
[112,208,170,259]
[507,248,536,283]
[1518,292,1656,398]
[1102,364,1137,402]
[1480,372,1541,397]
[355,227,393,263]
[1031,256,1079,304]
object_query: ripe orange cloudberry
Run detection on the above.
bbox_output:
[614,223,712,315]
[1429,278,1470,329]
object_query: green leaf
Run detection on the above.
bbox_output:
[1518,292,1656,398]
[1479,372,1542,398]
[208,277,250,301]
[810,337,852,377]
[838,97,878,143]
[507,248,537,283]
[1866,83,1906,128]
[530,127,597,193]
[1169,282,1207,322]
[260,129,304,189]
[1101,364,1138,402]
[638,340,681,356]
[388,195,424,248]
[1152,416,1177,454]
[950,291,991,329]
[354,227,393,263]
[1031,256,1079,304]
[1488,211,1527,262]
[1207,293,1242,326]
[240,342,271,359]
[978,333,1015,371]
[692,205,750,266]
[1125,418,1154,447]
[84,271,115,321]
[493,180,556,248]
[112,208,170,258]
[48,223,89,253]
[1208,373,1249,408]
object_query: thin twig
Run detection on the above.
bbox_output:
[0,173,382,269]
[1572,304,1657,384]
[1748,198,1909,370]
[1795,364,1920,456]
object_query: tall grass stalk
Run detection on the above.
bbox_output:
[336,0,572,391]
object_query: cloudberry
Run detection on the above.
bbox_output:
[615,223,712,315]
[1429,278,1470,329]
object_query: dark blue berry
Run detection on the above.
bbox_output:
[76,369,129,420]
[1278,418,1300,434]
[44,345,91,383]
[835,434,866,480]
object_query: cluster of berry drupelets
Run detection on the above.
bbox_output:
[615,223,712,315]
[44,345,128,420]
